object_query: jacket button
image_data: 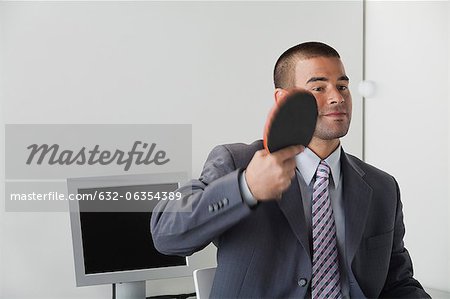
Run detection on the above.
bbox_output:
[298,278,308,287]
[208,205,214,212]
[222,198,229,206]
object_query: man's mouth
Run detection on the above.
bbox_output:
[323,111,347,117]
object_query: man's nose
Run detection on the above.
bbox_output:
[328,87,345,104]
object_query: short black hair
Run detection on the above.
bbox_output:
[273,42,341,89]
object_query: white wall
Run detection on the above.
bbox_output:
[0,2,363,298]
[365,1,450,292]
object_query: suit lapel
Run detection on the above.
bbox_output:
[277,174,311,260]
[341,151,373,264]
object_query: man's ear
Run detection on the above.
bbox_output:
[274,88,286,104]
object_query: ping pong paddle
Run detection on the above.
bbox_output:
[263,90,318,153]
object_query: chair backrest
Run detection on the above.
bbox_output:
[193,267,217,299]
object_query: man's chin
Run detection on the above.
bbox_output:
[314,128,350,140]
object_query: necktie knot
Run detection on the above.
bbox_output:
[316,160,330,179]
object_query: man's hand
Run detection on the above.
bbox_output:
[245,145,304,201]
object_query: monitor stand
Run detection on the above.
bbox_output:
[115,281,146,299]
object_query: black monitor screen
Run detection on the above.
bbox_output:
[77,183,186,275]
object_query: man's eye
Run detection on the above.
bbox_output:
[338,85,348,91]
[312,87,324,92]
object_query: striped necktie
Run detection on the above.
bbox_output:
[311,160,342,299]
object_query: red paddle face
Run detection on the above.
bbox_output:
[264,91,318,153]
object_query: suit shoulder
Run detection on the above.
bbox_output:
[199,140,263,183]
[222,140,263,155]
[345,153,395,182]
[219,140,263,169]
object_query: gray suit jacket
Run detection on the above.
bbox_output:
[151,140,429,298]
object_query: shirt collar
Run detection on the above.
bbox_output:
[295,144,341,187]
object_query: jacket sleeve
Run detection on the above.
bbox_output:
[379,178,430,298]
[150,144,253,256]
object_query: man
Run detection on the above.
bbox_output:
[151,42,430,298]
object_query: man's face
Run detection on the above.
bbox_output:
[293,57,352,141]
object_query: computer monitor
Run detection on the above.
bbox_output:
[67,172,195,298]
